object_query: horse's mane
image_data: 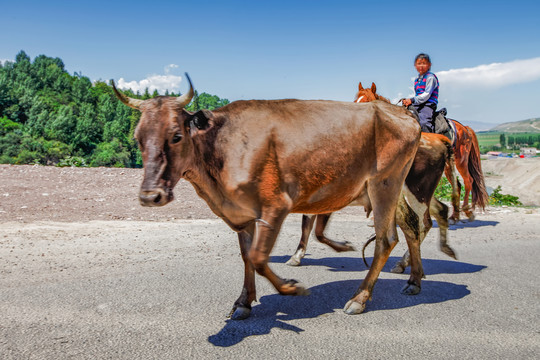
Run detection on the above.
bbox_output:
[374,93,391,104]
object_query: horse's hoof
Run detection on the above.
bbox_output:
[448,218,457,225]
[441,245,457,260]
[391,264,406,274]
[229,306,251,320]
[338,241,356,252]
[285,257,301,266]
[343,300,366,315]
[401,283,421,295]
[283,279,311,296]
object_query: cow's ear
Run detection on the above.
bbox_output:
[185,110,212,135]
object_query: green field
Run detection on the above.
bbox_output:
[477,131,540,153]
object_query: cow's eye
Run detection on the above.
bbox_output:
[171,133,182,144]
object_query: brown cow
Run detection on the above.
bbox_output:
[287,82,460,272]
[112,74,421,319]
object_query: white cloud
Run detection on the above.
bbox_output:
[164,64,179,74]
[117,64,183,94]
[436,57,540,88]
[1,59,13,65]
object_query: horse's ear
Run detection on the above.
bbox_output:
[371,82,377,94]
[358,82,363,91]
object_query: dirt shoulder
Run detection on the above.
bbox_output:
[481,157,540,206]
[0,165,216,223]
[0,159,538,224]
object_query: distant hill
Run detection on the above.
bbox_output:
[464,120,499,132]
[489,118,540,133]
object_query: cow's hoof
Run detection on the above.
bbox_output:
[294,283,311,296]
[285,257,301,266]
[441,245,457,260]
[401,283,421,295]
[343,300,366,315]
[229,306,251,320]
[391,264,406,274]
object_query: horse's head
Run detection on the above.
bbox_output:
[353,82,390,103]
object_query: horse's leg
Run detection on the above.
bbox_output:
[461,168,475,221]
[230,223,257,320]
[430,198,457,260]
[286,214,316,266]
[314,213,356,252]
[344,176,403,315]
[444,155,461,224]
[455,129,475,221]
[390,187,430,281]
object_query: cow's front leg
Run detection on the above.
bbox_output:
[230,225,256,320]
[250,208,310,297]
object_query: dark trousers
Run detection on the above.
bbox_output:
[411,102,437,133]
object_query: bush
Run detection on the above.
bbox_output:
[56,156,87,167]
[489,186,522,206]
[90,139,130,167]
[0,116,22,136]
[15,149,42,165]
[434,176,466,202]
[42,139,72,165]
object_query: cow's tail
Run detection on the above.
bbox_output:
[468,129,489,209]
[362,233,376,267]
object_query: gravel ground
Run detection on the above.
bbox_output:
[0,163,539,359]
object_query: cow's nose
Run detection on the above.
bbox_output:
[139,189,168,207]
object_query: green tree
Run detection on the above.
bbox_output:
[0,50,230,168]
[90,138,131,167]
[46,104,77,144]
[73,103,101,154]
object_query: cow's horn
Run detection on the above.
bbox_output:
[176,73,194,108]
[111,80,144,109]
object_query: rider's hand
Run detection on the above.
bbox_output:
[402,98,412,107]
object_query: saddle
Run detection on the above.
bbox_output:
[406,105,456,145]
[433,108,456,146]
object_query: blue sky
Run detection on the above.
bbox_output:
[2,0,540,129]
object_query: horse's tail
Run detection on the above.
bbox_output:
[468,128,489,209]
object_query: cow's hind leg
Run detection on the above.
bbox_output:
[314,213,356,252]
[230,224,257,320]
[344,177,402,315]
[286,215,316,266]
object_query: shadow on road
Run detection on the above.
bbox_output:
[270,255,487,276]
[208,277,470,347]
[432,219,499,229]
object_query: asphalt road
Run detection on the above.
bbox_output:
[1,209,539,359]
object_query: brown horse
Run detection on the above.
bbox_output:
[445,119,488,220]
[287,82,460,273]
[354,82,488,221]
